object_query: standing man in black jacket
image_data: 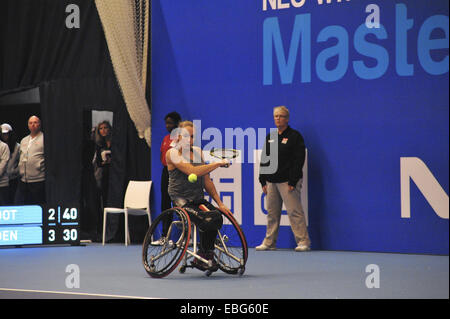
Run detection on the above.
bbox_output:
[257,106,311,252]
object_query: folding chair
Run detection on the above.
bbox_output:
[102,180,152,246]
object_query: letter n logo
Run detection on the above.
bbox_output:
[400,157,449,219]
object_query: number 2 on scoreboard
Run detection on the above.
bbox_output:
[48,208,56,221]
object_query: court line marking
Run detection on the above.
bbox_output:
[0,287,162,299]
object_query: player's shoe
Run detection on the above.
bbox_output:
[255,244,276,251]
[294,243,311,252]
[192,251,219,272]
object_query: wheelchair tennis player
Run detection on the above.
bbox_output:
[165,120,231,272]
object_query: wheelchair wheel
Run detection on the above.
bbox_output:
[142,208,191,278]
[215,212,248,275]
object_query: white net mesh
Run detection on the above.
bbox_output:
[95,0,151,146]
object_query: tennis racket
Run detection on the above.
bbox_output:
[209,148,239,160]
[209,148,239,167]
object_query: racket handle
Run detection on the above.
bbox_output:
[221,159,231,168]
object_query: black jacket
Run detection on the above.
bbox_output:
[259,126,305,187]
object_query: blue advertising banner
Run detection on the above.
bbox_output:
[151,0,449,254]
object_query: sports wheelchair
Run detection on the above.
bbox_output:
[142,204,248,278]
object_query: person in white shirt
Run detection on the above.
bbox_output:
[16,116,46,205]
[0,123,20,205]
[0,138,10,205]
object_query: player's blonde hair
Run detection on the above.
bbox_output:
[273,106,290,119]
[174,121,195,140]
[178,120,194,129]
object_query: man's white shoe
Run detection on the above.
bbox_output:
[294,243,310,252]
[255,244,276,251]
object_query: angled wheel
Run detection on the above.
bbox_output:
[142,208,191,278]
[215,212,248,275]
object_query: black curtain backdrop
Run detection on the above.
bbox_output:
[0,0,114,95]
[0,0,151,242]
[40,78,151,241]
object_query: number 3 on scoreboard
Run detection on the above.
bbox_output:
[48,229,56,242]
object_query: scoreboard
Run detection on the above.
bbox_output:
[0,205,80,246]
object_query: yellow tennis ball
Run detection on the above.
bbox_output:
[188,173,197,183]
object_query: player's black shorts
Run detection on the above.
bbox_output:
[182,199,223,251]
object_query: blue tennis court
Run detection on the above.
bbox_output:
[0,243,447,299]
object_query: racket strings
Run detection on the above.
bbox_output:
[211,148,239,159]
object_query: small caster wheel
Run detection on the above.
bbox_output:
[179,266,186,274]
[205,270,212,277]
[238,267,245,276]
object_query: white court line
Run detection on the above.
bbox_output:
[0,287,162,299]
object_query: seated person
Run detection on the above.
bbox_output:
[166,121,231,271]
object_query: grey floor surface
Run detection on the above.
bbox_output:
[0,243,448,299]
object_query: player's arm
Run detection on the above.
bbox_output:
[204,174,232,214]
[202,150,232,214]
[166,148,227,177]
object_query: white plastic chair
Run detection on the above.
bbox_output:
[102,180,152,246]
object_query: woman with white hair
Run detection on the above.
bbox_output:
[257,106,311,252]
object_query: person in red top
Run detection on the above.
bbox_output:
[160,112,182,234]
